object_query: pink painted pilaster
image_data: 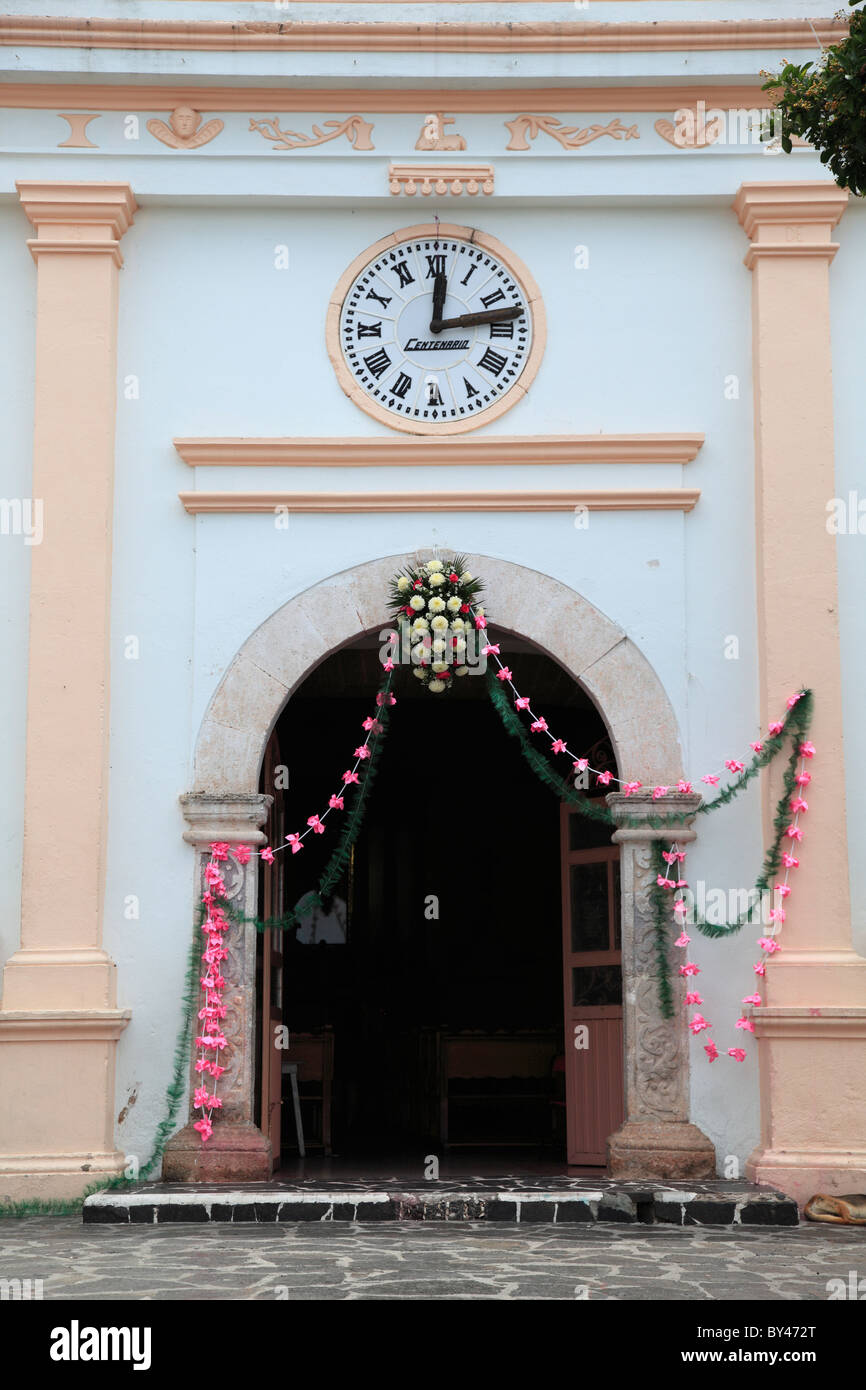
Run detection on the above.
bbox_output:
[0,182,137,1199]
[734,181,866,1203]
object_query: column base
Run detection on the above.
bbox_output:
[162,1121,272,1183]
[0,1008,131,1203]
[0,1152,129,1204]
[750,1005,866,1206]
[746,1148,866,1210]
[608,1121,717,1180]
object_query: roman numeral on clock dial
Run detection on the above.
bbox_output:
[363,348,392,378]
[391,373,413,399]
[477,347,509,377]
[356,320,383,338]
[392,260,415,288]
[480,288,507,309]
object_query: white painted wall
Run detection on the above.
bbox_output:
[91,195,776,1171]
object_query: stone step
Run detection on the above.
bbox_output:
[83,1179,799,1226]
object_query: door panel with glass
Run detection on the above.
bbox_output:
[560,806,624,1165]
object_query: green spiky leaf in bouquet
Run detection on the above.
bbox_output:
[388,555,485,692]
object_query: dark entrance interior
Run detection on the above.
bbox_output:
[255,629,617,1171]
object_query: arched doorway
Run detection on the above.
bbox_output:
[254,627,622,1173]
[165,554,716,1183]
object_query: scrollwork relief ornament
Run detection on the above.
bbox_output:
[249,115,375,151]
[505,115,639,152]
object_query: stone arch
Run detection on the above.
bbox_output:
[193,552,684,794]
[170,553,716,1184]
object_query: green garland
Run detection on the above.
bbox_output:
[487,669,814,1017]
[654,696,814,942]
[649,861,677,1020]
[487,671,813,833]
[487,670,618,824]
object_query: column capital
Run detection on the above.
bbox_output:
[607,791,702,845]
[733,180,848,269]
[180,792,272,847]
[16,180,138,267]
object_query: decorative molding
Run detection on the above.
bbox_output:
[0,1011,131,1043]
[506,115,639,152]
[248,114,375,151]
[178,488,701,515]
[654,116,721,150]
[752,1007,866,1040]
[733,181,849,270]
[57,113,99,148]
[179,793,271,848]
[741,244,844,265]
[414,114,466,151]
[0,17,847,54]
[16,180,138,237]
[147,108,224,149]
[25,240,123,265]
[16,180,138,268]
[389,163,494,197]
[656,116,811,153]
[0,84,771,115]
[326,222,546,437]
[173,433,704,468]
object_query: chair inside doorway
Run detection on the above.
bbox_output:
[254,629,624,1176]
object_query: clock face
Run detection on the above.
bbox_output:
[329,226,543,434]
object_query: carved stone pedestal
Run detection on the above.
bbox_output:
[162,793,273,1183]
[606,792,716,1181]
[162,1120,271,1184]
[608,1121,716,1181]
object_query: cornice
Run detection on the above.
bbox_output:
[178,488,701,514]
[0,16,847,55]
[173,434,704,468]
[16,180,138,236]
[0,83,770,114]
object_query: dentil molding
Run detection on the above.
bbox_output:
[389,163,494,197]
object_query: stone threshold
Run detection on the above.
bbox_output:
[83,1179,799,1226]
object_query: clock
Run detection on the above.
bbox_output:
[327,223,545,434]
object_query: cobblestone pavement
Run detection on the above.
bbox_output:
[1,1218,864,1300]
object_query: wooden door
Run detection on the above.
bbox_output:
[560,807,624,1165]
[260,733,286,1171]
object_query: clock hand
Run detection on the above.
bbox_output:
[430,272,447,332]
[430,306,523,331]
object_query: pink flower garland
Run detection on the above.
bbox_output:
[669,701,813,1064]
[194,681,395,1142]
[193,844,233,1141]
[478,603,813,1065]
